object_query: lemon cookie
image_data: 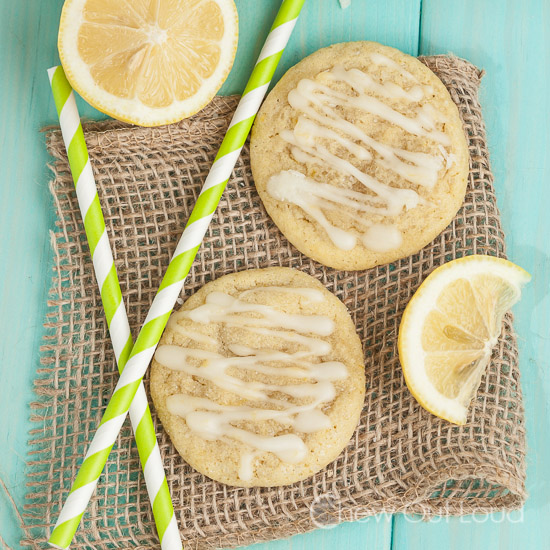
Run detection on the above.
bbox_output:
[150,267,365,487]
[250,42,469,270]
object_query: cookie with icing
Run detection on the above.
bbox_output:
[250,41,469,270]
[150,267,365,487]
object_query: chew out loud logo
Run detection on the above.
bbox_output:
[308,493,525,528]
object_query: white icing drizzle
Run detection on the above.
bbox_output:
[166,318,218,346]
[239,451,259,481]
[186,291,335,335]
[156,286,348,481]
[239,285,325,302]
[369,51,417,81]
[362,223,403,252]
[268,170,407,250]
[267,53,454,253]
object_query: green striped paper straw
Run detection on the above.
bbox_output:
[47,66,181,550]
[48,0,305,546]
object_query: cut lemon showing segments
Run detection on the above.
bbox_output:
[398,255,530,425]
[58,0,239,126]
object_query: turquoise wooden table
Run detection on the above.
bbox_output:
[1,1,549,548]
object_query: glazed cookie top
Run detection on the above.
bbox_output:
[250,41,469,270]
[150,267,365,487]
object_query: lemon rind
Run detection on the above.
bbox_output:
[398,255,530,425]
[58,0,239,127]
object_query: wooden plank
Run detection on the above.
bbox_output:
[0,0,65,547]
[393,1,550,548]
[247,517,393,550]
[0,0,421,548]
[221,0,421,95]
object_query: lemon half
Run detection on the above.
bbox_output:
[58,0,239,126]
[398,255,530,425]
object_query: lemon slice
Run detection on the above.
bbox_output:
[58,0,238,126]
[398,255,530,425]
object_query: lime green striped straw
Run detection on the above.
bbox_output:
[47,66,181,550]
[48,0,305,546]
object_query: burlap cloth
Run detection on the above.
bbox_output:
[23,56,526,549]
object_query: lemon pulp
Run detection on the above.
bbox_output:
[398,256,530,424]
[59,0,239,126]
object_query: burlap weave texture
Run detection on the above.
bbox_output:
[23,56,526,549]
